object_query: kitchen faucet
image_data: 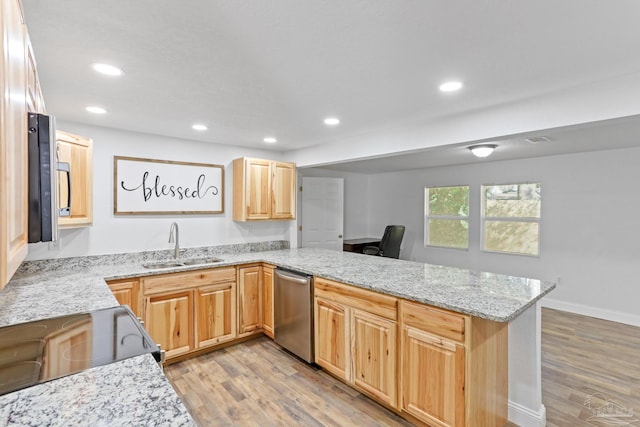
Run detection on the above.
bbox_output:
[168,222,180,259]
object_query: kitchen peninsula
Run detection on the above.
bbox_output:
[0,244,554,426]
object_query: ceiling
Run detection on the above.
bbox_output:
[23,1,640,172]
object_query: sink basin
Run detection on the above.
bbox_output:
[142,261,186,269]
[181,257,223,266]
[142,257,223,269]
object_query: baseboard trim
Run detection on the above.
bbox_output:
[541,298,640,327]
[509,401,546,427]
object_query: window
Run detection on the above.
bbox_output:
[481,183,541,255]
[425,186,469,249]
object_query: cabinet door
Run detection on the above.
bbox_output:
[314,297,349,381]
[271,161,295,219]
[352,309,397,407]
[262,266,274,338]
[107,278,141,317]
[245,159,271,220]
[196,283,236,348]
[401,326,465,427]
[56,131,93,228]
[0,0,29,289]
[238,266,262,334]
[145,291,193,359]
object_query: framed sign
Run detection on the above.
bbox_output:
[114,156,224,215]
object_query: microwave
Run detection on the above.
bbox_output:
[27,112,70,243]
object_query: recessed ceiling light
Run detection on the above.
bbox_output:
[468,144,497,158]
[86,106,107,114]
[324,117,340,126]
[192,124,208,131]
[439,81,463,92]
[92,63,123,77]
[263,137,277,143]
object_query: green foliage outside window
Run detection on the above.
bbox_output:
[425,186,469,249]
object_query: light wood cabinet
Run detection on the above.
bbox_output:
[107,278,141,318]
[399,300,508,427]
[352,309,397,407]
[314,278,507,426]
[232,157,296,221]
[196,282,236,348]
[142,267,237,361]
[56,131,93,228]
[315,296,349,381]
[271,162,296,220]
[401,325,465,427]
[314,277,398,405]
[261,265,275,339]
[0,0,29,289]
[237,265,263,335]
[146,291,193,359]
[25,33,45,114]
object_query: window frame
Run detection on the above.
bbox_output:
[480,182,541,256]
[424,185,470,250]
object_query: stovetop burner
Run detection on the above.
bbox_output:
[0,306,160,396]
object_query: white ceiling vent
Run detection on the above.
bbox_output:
[525,136,551,144]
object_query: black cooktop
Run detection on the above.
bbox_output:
[0,306,160,396]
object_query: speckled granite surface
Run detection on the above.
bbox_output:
[0,242,554,425]
[0,355,192,426]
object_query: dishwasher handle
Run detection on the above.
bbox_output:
[275,269,311,285]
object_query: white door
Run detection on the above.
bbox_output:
[300,177,344,250]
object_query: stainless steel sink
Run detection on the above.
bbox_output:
[142,257,223,269]
[181,257,223,266]
[142,261,185,269]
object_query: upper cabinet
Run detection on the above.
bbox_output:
[232,157,296,221]
[56,131,93,228]
[25,33,45,114]
[1,0,30,289]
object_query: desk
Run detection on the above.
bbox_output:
[343,238,381,253]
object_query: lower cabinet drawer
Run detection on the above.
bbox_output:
[143,267,236,295]
[401,300,466,343]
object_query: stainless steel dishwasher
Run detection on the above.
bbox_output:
[274,268,314,363]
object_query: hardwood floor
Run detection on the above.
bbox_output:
[542,308,640,427]
[164,337,412,426]
[165,308,640,426]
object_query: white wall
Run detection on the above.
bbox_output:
[298,168,370,239]
[361,147,640,325]
[26,122,292,260]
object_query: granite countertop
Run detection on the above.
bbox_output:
[0,242,555,425]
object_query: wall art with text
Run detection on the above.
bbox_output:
[114,156,224,215]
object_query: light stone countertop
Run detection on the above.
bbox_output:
[0,242,555,425]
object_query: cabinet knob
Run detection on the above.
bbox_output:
[338,234,343,238]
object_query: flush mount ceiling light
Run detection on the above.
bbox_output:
[525,136,551,144]
[468,144,497,158]
[92,63,123,77]
[324,117,340,126]
[86,106,107,114]
[439,81,463,92]
[263,137,277,143]
[192,124,208,131]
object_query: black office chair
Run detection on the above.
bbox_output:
[363,225,405,259]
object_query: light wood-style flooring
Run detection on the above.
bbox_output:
[165,337,411,426]
[542,308,640,427]
[165,308,640,426]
